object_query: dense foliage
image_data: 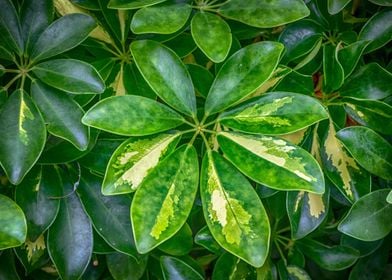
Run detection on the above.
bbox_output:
[0,0,391,279]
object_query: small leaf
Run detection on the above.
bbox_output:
[82,95,184,136]
[338,189,392,241]
[219,0,309,28]
[200,151,270,267]
[191,12,232,63]
[32,59,105,94]
[107,253,148,280]
[212,253,255,280]
[194,226,222,254]
[218,132,325,194]
[131,3,191,34]
[158,223,193,256]
[0,194,27,249]
[336,126,392,180]
[0,0,23,53]
[337,40,370,78]
[161,256,204,280]
[0,90,46,184]
[131,145,199,254]
[205,41,284,115]
[186,64,214,98]
[219,92,328,135]
[287,265,311,280]
[131,40,196,117]
[328,0,351,15]
[108,0,167,9]
[323,44,344,93]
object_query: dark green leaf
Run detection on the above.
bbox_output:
[368,0,392,5]
[98,0,129,44]
[287,265,311,280]
[108,0,167,9]
[158,223,193,256]
[0,0,23,53]
[327,0,351,15]
[0,250,21,280]
[186,64,214,98]
[337,40,369,78]
[72,0,100,10]
[164,32,197,58]
[107,253,148,280]
[323,44,344,93]
[274,71,314,95]
[194,226,222,254]
[160,256,204,280]
[212,253,255,280]
[387,190,392,204]
[123,63,156,99]
[340,235,382,257]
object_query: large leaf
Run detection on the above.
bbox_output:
[47,171,93,280]
[0,90,46,184]
[0,194,27,250]
[191,12,232,63]
[131,145,199,254]
[107,253,148,280]
[337,41,369,78]
[15,166,62,241]
[219,92,328,135]
[130,40,196,117]
[0,0,23,53]
[77,171,139,258]
[338,189,392,241]
[32,59,105,94]
[131,3,191,34]
[31,81,89,151]
[82,96,184,136]
[108,0,167,9]
[218,132,324,194]
[218,0,309,28]
[328,0,351,14]
[200,151,270,267]
[30,13,96,61]
[103,132,180,195]
[204,41,284,115]
[160,256,204,280]
[323,44,344,93]
[336,126,392,180]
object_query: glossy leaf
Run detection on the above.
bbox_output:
[212,253,255,280]
[336,126,392,180]
[83,96,184,136]
[32,59,105,94]
[218,132,325,194]
[0,0,23,53]
[219,0,309,28]
[158,223,193,256]
[323,44,344,93]
[194,226,222,254]
[205,41,284,115]
[186,64,214,98]
[359,10,392,53]
[274,71,314,95]
[0,194,27,249]
[107,253,148,280]
[338,189,392,241]
[108,0,167,9]
[131,40,196,117]
[161,256,204,280]
[368,0,392,5]
[131,3,191,34]
[287,265,311,279]
[0,90,46,184]
[191,12,232,63]
[219,92,328,135]
[31,13,96,61]
[31,80,89,151]
[328,0,351,15]
[387,190,392,204]
[77,171,139,258]
[340,235,382,257]
[200,151,270,267]
[131,145,199,254]
[337,40,369,78]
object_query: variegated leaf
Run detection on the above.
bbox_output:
[200,151,270,268]
[103,132,181,195]
[131,145,199,254]
[218,132,324,194]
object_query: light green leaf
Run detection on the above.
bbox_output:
[108,0,167,9]
[328,0,351,14]
[338,189,392,241]
[323,44,344,93]
[161,256,204,280]
[368,0,392,5]
[287,265,311,280]
[387,190,392,204]
[107,253,148,280]
[131,145,199,254]
[103,132,180,195]
[219,0,309,28]
[191,12,232,63]
[336,126,392,180]
[337,40,370,78]
[82,95,184,136]
[219,92,328,135]
[200,151,270,267]
[0,0,23,53]
[218,132,325,194]
[205,41,284,115]
[0,90,46,184]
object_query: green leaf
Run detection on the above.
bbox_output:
[274,71,314,95]
[164,32,197,58]
[387,190,392,204]
[336,126,392,180]
[218,132,325,194]
[200,151,270,267]
[32,59,105,94]
[98,0,130,44]
[186,64,214,98]
[131,145,199,254]
[359,10,392,53]
[76,171,139,258]
[286,265,311,280]
[194,226,222,254]
[15,166,62,241]
[0,0,23,54]
[131,40,196,117]
[0,194,27,249]
[31,81,89,151]
[103,132,180,195]
[191,12,232,63]
[297,239,359,271]
[31,13,96,61]
[108,0,167,9]
[47,171,93,280]
[0,90,46,184]
[131,3,191,34]
[219,92,328,135]
[338,189,392,241]
[337,40,369,78]
[158,223,193,256]
[323,44,344,93]
[212,253,255,280]
[342,97,392,134]
[107,253,148,280]
[160,256,204,280]
[83,96,184,136]
[340,235,382,257]
[327,0,351,15]
[0,250,21,279]
[123,63,156,99]
[72,0,101,10]
[219,0,309,28]
[340,63,392,99]
[205,41,284,115]
[368,0,392,5]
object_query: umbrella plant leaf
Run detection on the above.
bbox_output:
[0,0,23,53]
[107,253,148,280]
[323,44,344,93]
[327,0,351,15]
[337,40,370,78]
[161,256,204,280]
[108,0,167,9]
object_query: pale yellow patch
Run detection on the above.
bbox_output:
[211,189,227,227]
[112,66,126,96]
[119,151,139,165]
[308,192,325,218]
[294,191,305,212]
[19,97,34,145]
[118,10,127,42]
[280,128,307,145]
[294,170,313,181]
[273,139,287,146]
[25,235,46,262]
[311,124,322,164]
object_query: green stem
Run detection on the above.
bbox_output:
[274,240,287,265]
[188,131,200,146]
[4,74,22,90]
[183,119,198,128]
[202,128,217,134]
[277,235,291,242]
[200,131,211,151]
[276,226,291,234]
[4,69,20,73]
[20,75,26,90]
[202,119,218,128]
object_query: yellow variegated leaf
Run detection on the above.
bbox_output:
[111,65,126,96]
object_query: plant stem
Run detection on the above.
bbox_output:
[4,74,21,90]
[274,240,287,265]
